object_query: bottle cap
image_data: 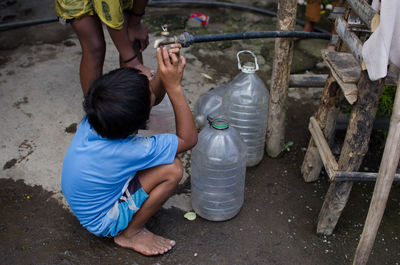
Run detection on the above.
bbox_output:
[210,118,229,130]
[242,62,256,73]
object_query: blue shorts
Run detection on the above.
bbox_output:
[106,177,149,237]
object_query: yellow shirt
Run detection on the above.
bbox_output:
[55,0,134,30]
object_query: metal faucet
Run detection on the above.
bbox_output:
[153,25,177,48]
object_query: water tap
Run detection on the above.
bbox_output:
[153,25,195,48]
[153,24,176,48]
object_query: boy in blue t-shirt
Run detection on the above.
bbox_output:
[61,45,197,256]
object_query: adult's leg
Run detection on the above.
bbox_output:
[114,157,183,256]
[107,24,153,79]
[71,16,106,96]
[303,0,322,32]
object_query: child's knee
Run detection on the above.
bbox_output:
[168,157,183,184]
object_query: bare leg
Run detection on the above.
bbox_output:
[71,16,106,96]
[106,24,153,79]
[302,20,315,32]
[114,157,183,256]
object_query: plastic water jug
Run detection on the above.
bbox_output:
[191,118,247,221]
[193,84,227,129]
[147,94,175,134]
[221,50,269,167]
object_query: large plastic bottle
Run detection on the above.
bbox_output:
[193,84,227,129]
[146,94,175,134]
[191,118,247,221]
[221,50,269,167]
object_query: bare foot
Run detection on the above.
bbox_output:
[114,227,175,256]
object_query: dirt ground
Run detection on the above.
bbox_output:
[1,1,400,265]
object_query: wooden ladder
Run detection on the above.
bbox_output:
[300,0,399,236]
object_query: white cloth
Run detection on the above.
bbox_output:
[362,0,400,81]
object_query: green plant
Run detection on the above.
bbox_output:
[283,141,294,152]
[377,85,396,117]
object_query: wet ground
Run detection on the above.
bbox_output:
[1,1,400,264]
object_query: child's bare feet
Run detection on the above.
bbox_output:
[114,227,175,256]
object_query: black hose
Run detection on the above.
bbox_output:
[0,17,58,31]
[148,0,330,34]
[0,0,330,37]
[173,31,330,47]
[191,31,331,43]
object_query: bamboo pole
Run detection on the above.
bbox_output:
[266,0,297,157]
[353,76,400,265]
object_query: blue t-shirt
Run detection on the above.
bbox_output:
[61,117,178,236]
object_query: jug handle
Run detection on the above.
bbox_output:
[237,50,259,73]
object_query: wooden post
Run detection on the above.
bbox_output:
[301,76,341,182]
[353,76,400,265]
[266,0,297,157]
[316,71,383,235]
[335,17,364,65]
[346,0,380,32]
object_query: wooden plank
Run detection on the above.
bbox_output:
[330,66,358,104]
[266,0,297,157]
[301,76,341,182]
[289,74,327,87]
[346,0,380,32]
[335,17,363,65]
[321,50,359,104]
[316,71,384,235]
[322,49,361,82]
[309,117,338,180]
[353,76,400,265]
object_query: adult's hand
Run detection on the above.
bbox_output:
[128,21,149,52]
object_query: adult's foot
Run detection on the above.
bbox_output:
[114,227,175,256]
[295,20,315,41]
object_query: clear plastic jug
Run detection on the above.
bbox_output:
[193,84,227,129]
[191,118,247,221]
[146,94,175,134]
[221,50,269,167]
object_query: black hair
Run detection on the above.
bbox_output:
[83,67,150,139]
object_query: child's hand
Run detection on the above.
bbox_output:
[167,43,182,58]
[156,46,186,92]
